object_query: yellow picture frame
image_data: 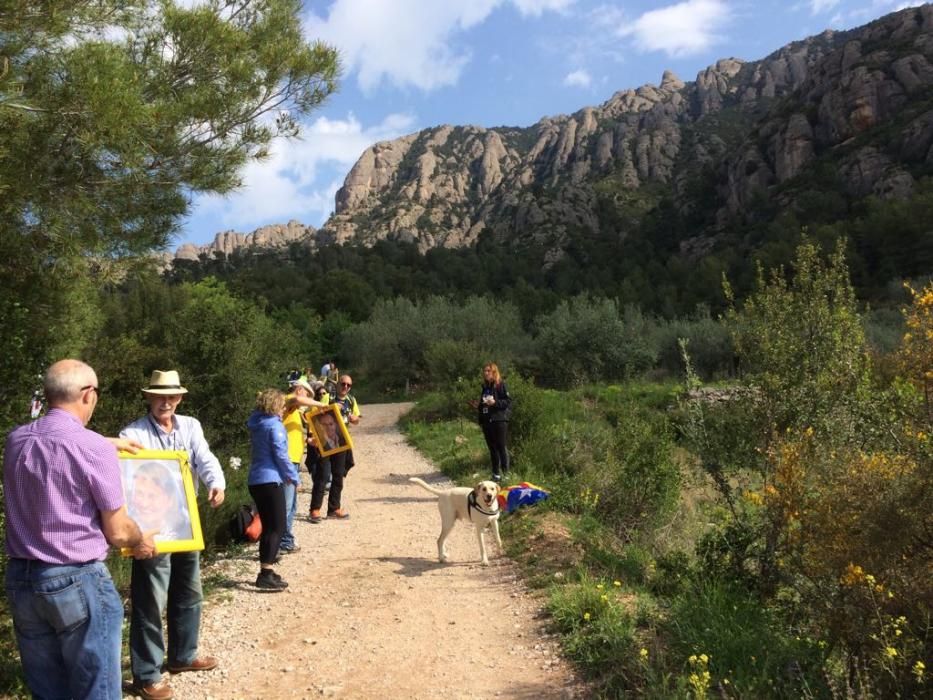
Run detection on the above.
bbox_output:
[117,449,204,556]
[307,404,354,457]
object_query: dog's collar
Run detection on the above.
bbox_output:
[468,491,499,519]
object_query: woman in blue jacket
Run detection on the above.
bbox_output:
[246,389,298,591]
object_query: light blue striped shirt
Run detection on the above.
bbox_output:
[120,413,226,494]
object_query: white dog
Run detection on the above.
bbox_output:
[409,477,502,565]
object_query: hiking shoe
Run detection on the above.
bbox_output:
[255,569,288,591]
[309,509,323,524]
[327,509,350,520]
[280,545,301,554]
[492,473,502,483]
[167,656,217,674]
[129,680,174,700]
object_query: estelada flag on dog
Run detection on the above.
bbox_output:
[497,482,549,514]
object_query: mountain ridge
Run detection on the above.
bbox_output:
[168,5,933,267]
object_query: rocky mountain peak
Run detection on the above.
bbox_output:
[170,5,933,268]
[660,70,684,91]
[308,4,933,257]
[166,220,315,266]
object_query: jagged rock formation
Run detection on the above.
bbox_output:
[174,5,933,266]
[166,220,316,265]
[314,4,933,259]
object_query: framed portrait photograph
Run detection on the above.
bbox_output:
[117,449,204,555]
[307,404,354,457]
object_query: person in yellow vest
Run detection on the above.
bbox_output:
[280,377,327,553]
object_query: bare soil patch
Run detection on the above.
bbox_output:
[164,403,585,699]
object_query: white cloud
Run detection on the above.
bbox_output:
[305,0,574,92]
[589,3,628,30]
[809,0,840,13]
[617,0,732,58]
[511,0,576,16]
[195,112,416,229]
[870,0,924,9]
[815,0,923,26]
[563,69,592,87]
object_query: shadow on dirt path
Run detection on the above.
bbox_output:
[163,402,584,699]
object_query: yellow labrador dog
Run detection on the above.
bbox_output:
[409,477,502,565]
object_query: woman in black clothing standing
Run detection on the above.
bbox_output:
[476,362,512,482]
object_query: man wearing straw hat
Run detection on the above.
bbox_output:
[120,370,226,700]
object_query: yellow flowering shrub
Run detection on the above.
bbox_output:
[758,424,931,696]
[898,282,933,417]
[688,242,933,696]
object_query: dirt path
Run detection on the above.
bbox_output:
[167,403,583,699]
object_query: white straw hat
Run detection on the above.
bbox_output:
[141,370,189,395]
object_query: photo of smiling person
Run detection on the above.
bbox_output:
[126,460,191,542]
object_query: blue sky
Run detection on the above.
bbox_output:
[178,0,924,248]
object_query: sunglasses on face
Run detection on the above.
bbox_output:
[81,385,100,396]
[339,382,352,388]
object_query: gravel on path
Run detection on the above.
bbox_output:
[161,403,584,700]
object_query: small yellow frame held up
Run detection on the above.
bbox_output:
[306,404,354,457]
[117,449,204,556]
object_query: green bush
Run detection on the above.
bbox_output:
[652,309,735,380]
[340,295,530,392]
[87,277,297,451]
[651,549,693,597]
[588,407,681,538]
[548,576,639,694]
[506,374,575,446]
[514,418,592,481]
[533,295,634,387]
[665,579,823,697]
[863,306,904,355]
[424,339,482,386]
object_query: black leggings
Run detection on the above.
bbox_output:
[482,421,510,475]
[248,482,286,565]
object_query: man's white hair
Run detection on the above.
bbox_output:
[44,360,95,404]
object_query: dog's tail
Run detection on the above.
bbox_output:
[409,477,445,497]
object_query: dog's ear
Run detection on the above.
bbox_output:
[473,482,483,496]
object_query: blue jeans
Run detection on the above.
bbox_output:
[130,551,202,684]
[5,558,123,699]
[281,473,299,550]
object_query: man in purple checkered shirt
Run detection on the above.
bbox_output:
[3,359,155,699]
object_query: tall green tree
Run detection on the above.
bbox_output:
[725,238,872,439]
[0,0,339,434]
[341,296,530,392]
[533,295,652,386]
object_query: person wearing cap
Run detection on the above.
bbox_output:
[280,377,327,553]
[120,370,226,700]
[4,359,152,700]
